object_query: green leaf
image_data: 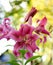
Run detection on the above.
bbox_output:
[13,1,22,5]
[6,61,19,65]
[5,45,13,47]
[8,53,17,62]
[19,49,27,57]
[17,60,23,64]
[5,53,20,65]
[25,56,42,65]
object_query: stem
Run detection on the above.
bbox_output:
[31,61,33,65]
[22,57,24,65]
[31,60,36,65]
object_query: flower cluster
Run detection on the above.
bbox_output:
[0,7,50,59]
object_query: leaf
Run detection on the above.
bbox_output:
[17,60,23,64]
[13,1,22,5]
[5,45,13,47]
[19,49,27,57]
[25,55,42,65]
[5,53,20,65]
[6,52,17,62]
[6,61,19,65]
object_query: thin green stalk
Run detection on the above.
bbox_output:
[22,57,24,65]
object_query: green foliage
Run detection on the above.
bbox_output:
[25,55,41,65]
[10,0,30,6]
[5,53,20,65]
[19,49,27,57]
[6,61,19,65]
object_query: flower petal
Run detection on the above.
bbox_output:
[35,17,50,35]
[43,36,47,43]
[20,24,34,36]
[26,44,33,52]
[39,17,47,26]
[13,50,20,57]
[25,52,33,59]
[41,28,50,35]
[28,16,32,25]
[14,42,23,51]
[24,7,37,22]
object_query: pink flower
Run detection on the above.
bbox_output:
[9,24,35,41]
[35,17,50,35]
[12,24,39,59]
[0,18,14,40]
[24,7,37,22]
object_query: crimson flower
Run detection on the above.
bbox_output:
[11,24,39,59]
[35,17,50,35]
[0,18,14,40]
[24,7,37,22]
